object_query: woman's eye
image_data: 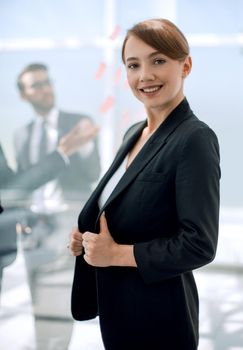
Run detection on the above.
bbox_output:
[154,59,166,65]
[127,63,138,69]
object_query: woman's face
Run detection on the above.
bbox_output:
[124,35,191,113]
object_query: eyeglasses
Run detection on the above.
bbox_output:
[29,79,52,90]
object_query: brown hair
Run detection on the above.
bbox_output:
[122,18,189,63]
[17,63,48,91]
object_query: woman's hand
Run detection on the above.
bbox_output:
[68,214,137,268]
[82,213,118,267]
[69,227,83,256]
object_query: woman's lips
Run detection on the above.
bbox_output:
[139,85,163,94]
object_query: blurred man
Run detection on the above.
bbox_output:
[14,63,101,350]
[16,63,100,203]
[0,122,98,308]
[0,141,65,272]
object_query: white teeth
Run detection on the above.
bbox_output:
[142,86,160,93]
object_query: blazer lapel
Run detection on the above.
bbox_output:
[82,98,193,230]
[83,120,146,209]
[98,132,165,217]
[98,99,193,216]
[57,111,66,139]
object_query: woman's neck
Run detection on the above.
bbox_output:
[145,96,185,133]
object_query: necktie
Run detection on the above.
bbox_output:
[38,121,48,160]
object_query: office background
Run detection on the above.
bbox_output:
[0,0,243,206]
[0,1,243,349]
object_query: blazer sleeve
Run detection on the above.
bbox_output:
[5,151,67,192]
[0,144,15,188]
[134,127,220,284]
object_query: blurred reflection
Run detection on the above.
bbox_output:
[0,63,101,349]
[0,205,18,297]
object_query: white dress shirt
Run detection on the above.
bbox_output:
[30,108,94,213]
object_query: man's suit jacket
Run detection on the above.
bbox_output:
[0,144,14,189]
[15,111,101,200]
[0,142,68,269]
[0,143,68,193]
[71,99,220,349]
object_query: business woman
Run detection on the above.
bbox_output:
[70,18,220,350]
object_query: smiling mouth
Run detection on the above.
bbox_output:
[140,85,163,93]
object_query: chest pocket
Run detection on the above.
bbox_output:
[137,171,168,183]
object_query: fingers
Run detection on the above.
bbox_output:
[69,224,112,262]
[99,213,109,234]
[78,118,94,129]
[70,227,83,241]
[76,119,97,133]
[85,126,99,139]
[79,126,99,142]
[82,232,96,261]
[69,229,95,257]
[75,119,99,142]
[59,120,99,155]
[69,227,83,256]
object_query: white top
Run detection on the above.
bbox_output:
[99,156,127,209]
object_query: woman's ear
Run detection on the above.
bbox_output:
[182,56,192,78]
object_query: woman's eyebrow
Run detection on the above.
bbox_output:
[126,51,162,63]
[126,56,138,62]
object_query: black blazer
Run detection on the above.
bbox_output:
[71,99,220,349]
[15,111,101,199]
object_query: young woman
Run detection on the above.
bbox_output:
[69,18,220,350]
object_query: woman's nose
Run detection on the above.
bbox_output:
[139,65,155,82]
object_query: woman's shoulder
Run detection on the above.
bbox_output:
[182,113,218,140]
[177,114,220,158]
